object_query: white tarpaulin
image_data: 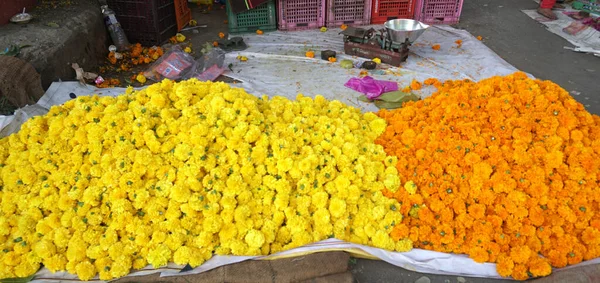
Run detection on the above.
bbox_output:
[223,25,521,112]
[5,25,589,283]
[522,5,600,56]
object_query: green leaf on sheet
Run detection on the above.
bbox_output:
[377,91,419,103]
[374,92,420,110]
[357,95,371,102]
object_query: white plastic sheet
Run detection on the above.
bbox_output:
[222,25,522,113]
[522,8,600,56]
[4,25,585,283]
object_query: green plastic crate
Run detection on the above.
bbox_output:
[226,0,277,34]
[572,0,600,15]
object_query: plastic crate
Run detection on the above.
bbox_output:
[371,0,415,24]
[106,0,178,46]
[277,0,326,31]
[414,0,463,25]
[175,0,192,31]
[226,0,277,34]
[326,0,372,27]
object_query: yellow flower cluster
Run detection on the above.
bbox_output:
[0,80,411,280]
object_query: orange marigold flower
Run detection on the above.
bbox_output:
[511,264,529,281]
[328,57,337,63]
[510,246,532,264]
[305,51,315,58]
[423,78,440,86]
[496,255,515,277]
[528,257,552,277]
[469,246,489,263]
[256,29,264,35]
[468,203,486,220]
[219,32,225,39]
[341,24,348,30]
[410,80,422,90]
[432,44,441,50]
[477,35,483,41]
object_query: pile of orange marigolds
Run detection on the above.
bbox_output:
[376,72,600,280]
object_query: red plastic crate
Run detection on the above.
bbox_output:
[278,0,326,31]
[174,0,192,31]
[326,0,372,27]
[371,0,415,24]
[414,0,463,25]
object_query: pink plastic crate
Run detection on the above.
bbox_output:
[326,0,372,27]
[414,0,463,25]
[278,0,326,31]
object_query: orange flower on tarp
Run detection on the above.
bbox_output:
[341,24,348,30]
[410,80,422,90]
[305,51,315,58]
[432,44,441,50]
[469,246,489,263]
[477,35,483,41]
[213,41,219,47]
[256,29,264,35]
[328,57,337,63]
[423,78,440,86]
[219,32,225,39]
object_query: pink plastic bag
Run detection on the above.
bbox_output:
[344,76,399,100]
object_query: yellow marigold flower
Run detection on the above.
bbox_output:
[403,181,417,195]
[147,244,171,268]
[329,198,347,218]
[244,229,266,249]
[75,260,96,281]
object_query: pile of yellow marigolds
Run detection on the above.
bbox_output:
[377,72,600,280]
[0,80,410,280]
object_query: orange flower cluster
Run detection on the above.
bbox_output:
[96,78,121,88]
[107,44,164,69]
[376,72,600,280]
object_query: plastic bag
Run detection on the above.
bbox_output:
[344,76,398,99]
[563,22,588,35]
[144,46,195,81]
[186,48,226,82]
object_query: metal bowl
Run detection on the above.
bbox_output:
[384,19,429,44]
[10,8,33,24]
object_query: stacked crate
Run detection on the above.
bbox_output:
[414,0,464,25]
[106,0,178,46]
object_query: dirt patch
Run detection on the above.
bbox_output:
[0,0,108,90]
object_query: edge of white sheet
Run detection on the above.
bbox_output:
[521,9,600,56]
